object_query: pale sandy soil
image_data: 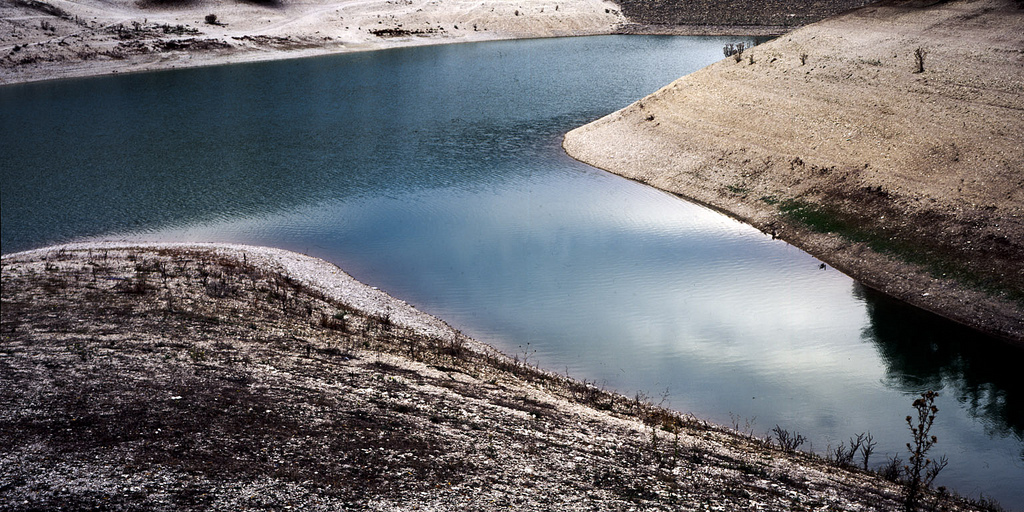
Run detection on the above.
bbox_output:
[564,0,1024,344]
[0,243,989,510]
[0,0,624,84]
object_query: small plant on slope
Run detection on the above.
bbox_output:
[913,47,927,73]
[771,425,806,452]
[903,390,948,511]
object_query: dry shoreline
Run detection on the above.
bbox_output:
[564,0,1024,344]
[0,29,765,87]
[0,0,626,86]
[0,242,993,510]
[0,0,874,86]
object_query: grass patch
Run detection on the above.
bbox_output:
[779,200,856,237]
[779,199,1023,304]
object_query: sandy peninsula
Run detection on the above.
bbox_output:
[564,0,1024,343]
[0,243,992,510]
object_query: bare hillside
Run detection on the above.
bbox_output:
[0,0,624,84]
[0,243,989,510]
[613,0,873,31]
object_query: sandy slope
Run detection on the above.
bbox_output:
[1,0,624,84]
[565,0,1024,343]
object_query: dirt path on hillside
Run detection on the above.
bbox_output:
[565,0,1024,343]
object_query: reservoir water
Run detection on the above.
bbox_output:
[2,36,1022,507]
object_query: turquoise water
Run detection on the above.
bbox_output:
[2,36,1021,507]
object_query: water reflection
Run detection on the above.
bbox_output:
[858,284,1024,455]
[1,36,747,254]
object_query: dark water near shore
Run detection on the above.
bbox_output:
[2,36,1022,507]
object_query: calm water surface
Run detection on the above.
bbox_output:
[2,36,1022,507]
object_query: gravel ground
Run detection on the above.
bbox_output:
[0,243,994,510]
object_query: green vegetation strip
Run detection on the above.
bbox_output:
[779,199,1023,305]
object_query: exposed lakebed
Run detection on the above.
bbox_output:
[1,36,1021,506]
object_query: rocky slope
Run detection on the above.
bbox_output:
[565,0,1024,343]
[614,0,873,32]
[0,243,990,510]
